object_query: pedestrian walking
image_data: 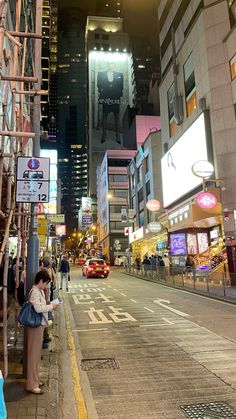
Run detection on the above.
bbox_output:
[185,255,196,280]
[26,269,59,395]
[135,256,141,274]
[143,255,150,275]
[157,256,165,279]
[41,257,57,348]
[59,255,70,291]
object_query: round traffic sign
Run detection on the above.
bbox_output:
[28,158,40,170]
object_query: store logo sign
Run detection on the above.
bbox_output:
[195,192,217,209]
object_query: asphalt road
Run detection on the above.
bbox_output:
[62,267,236,419]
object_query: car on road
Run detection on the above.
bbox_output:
[82,259,110,278]
[76,258,86,266]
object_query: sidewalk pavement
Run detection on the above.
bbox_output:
[123,268,236,304]
[0,304,60,419]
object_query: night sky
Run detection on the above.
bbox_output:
[58,0,159,52]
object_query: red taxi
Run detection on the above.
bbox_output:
[82,259,109,278]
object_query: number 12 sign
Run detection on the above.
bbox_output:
[16,157,50,203]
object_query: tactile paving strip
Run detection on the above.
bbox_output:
[81,358,120,371]
[180,401,236,418]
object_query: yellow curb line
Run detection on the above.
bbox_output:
[63,291,88,419]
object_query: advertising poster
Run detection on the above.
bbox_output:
[41,149,58,214]
[97,154,109,241]
[121,208,127,223]
[82,197,93,227]
[56,224,66,236]
[170,233,187,256]
[197,232,209,253]
[161,113,210,207]
[89,51,134,151]
[187,233,198,255]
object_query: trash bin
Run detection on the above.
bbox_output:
[0,371,6,419]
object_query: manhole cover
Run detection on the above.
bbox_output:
[180,402,236,418]
[81,358,120,371]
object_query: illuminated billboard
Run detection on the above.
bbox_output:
[56,224,66,236]
[97,154,109,242]
[82,197,93,227]
[89,51,134,151]
[161,113,211,207]
[41,149,57,214]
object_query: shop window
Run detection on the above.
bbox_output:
[230,54,236,80]
[167,83,177,137]
[184,53,197,117]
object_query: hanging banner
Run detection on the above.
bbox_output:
[121,208,127,223]
[82,197,93,227]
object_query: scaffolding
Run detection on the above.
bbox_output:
[0,0,43,378]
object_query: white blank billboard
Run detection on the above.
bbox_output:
[161,113,209,207]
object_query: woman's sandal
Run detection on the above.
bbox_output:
[26,388,44,395]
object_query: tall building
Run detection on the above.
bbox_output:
[158,0,236,278]
[57,7,88,231]
[48,0,58,140]
[96,0,123,18]
[41,0,58,142]
[86,15,136,197]
[97,151,131,264]
[41,1,50,136]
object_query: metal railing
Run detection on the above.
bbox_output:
[124,264,236,301]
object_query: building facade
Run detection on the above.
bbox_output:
[86,15,136,197]
[127,131,165,261]
[97,151,133,264]
[96,0,123,18]
[57,7,88,232]
[158,0,236,277]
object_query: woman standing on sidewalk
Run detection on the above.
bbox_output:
[26,269,59,395]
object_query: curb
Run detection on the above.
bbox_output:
[46,310,60,419]
[124,271,236,305]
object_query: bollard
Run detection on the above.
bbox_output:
[0,371,7,419]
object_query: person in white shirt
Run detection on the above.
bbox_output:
[26,269,59,395]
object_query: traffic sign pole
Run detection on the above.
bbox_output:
[24,1,42,379]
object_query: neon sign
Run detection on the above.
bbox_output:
[195,192,217,209]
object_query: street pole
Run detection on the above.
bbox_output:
[24,2,42,378]
[26,1,42,295]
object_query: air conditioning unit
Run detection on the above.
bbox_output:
[174,95,184,125]
[199,97,206,111]
[163,142,168,153]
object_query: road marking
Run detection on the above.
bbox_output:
[139,323,172,328]
[153,298,190,318]
[144,307,154,313]
[113,288,118,291]
[72,328,108,332]
[131,299,137,303]
[120,292,127,297]
[162,317,174,325]
[63,292,88,419]
[107,285,112,288]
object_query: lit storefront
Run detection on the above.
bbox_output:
[129,227,168,262]
[160,190,224,269]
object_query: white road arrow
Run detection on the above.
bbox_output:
[153,298,190,318]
